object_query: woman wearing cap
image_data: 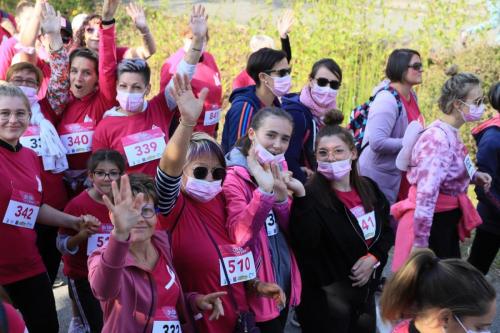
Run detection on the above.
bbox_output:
[281,58,342,184]
[92,5,208,177]
[72,2,155,62]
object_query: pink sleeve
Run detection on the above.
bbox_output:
[159,60,173,92]
[87,234,128,301]
[0,37,17,79]
[98,25,117,102]
[273,198,291,234]
[222,172,275,246]
[412,128,452,247]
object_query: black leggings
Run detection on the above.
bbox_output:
[428,208,462,259]
[468,228,500,275]
[35,224,62,284]
[256,307,288,333]
[68,278,103,333]
[3,273,58,333]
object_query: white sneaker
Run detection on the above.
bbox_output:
[68,317,86,333]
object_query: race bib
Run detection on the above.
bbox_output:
[265,210,278,236]
[152,306,181,333]
[86,224,113,255]
[121,128,166,167]
[203,107,221,126]
[20,126,42,156]
[60,122,94,154]
[3,189,41,229]
[219,245,256,286]
[464,155,477,180]
[357,211,376,240]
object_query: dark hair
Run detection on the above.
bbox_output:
[6,62,43,87]
[87,149,126,173]
[235,106,294,156]
[309,58,342,84]
[385,48,421,83]
[186,132,226,169]
[438,67,481,114]
[128,173,158,206]
[309,110,377,212]
[246,48,287,87]
[73,13,101,49]
[69,47,98,75]
[488,81,500,111]
[117,58,151,85]
[381,249,495,322]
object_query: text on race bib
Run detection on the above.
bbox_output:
[121,128,166,167]
[464,155,477,180]
[203,108,221,126]
[60,122,94,155]
[357,211,376,240]
[219,245,256,286]
[265,210,278,236]
[20,126,42,156]
[152,306,181,333]
[3,189,41,229]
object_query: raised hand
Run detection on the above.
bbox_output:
[102,0,120,22]
[190,4,208,40]
[195,291,227,320]
[40,3,61,35]
[103,175,146,241]
[247,146,274,193]
[271,164,288,202]
[168,73,208,125]
[277,9,294,39]
[125,3,148,32]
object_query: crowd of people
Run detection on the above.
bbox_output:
[0,0,498,333]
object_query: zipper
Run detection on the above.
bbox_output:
[143,273,155,333]
[343,206,381,252]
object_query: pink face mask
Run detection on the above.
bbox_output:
[317,159,351,181]
[19,86,38,106]
[311,84,337,108]
[459,102,486,122]
[116,90,145,113]
[254,142,288,171]
[268,75,292,97]
[185,177,222,203]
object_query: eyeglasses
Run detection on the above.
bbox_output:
[193,166,226,180]
[315,77,341,90]
[460,96,486,108]
[264,67,292,78]
[408,62,423,71]
[92,170,122,180]
[140,204,157,219]
[0,110,31,121]
[10,78,39,88]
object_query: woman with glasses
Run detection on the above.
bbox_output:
[358,49,424,205]
[381,249,496,333]
[156,73,285,333]
[290,110,393,333]
[57,149,125,333]
[221,47,292,153]
[281,58,342,184]
[72,2,156,62]
[392,69,492,271]
[224,106,303,333]
[92,5,208,177]
[88,173,226,333]
[0,83,96,333]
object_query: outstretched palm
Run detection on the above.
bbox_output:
[190,4,208,39]
[169,73,208,125]
[126,3,148,31]
[40,3,60,35]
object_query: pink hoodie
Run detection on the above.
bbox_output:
[88,232,198,333]
[223,165,301,322]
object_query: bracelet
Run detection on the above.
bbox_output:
[101,18,115,25]
[179,119,197,127]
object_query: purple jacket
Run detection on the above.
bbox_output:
[358,90,409,204]
[88,232,198,333]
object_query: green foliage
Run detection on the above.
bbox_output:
[2,0,96,17]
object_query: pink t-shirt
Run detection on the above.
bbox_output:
[152,253,181,322]
[232,69,255,90]
[92,94,173,176]
[335,189,373,246]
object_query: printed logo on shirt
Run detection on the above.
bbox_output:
[84,115,93,123]
[213,73,221,86]
[35,175,42,192]
[165,265,176,290]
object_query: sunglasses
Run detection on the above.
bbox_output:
[264,67,292,78]
[193,166,226,180]
[315,77,341,90]
[408,62,423,71]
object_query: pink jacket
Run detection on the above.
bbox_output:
[223,165,301,322]
[392,320,411,333]
[88,232,197,333]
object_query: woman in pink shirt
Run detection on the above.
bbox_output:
[392,69,492,271]
[381,249,496,333]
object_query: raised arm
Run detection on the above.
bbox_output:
[122,3,156,60]
[98,0,119,102]
[277,9,294,62]
[18,0,44,64]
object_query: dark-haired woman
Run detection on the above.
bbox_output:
[224,106,303,332]
[72,2,155,62]
[359,48,424,205]
[282,58,342,183]
[92,5,208,177]
[221,48,291,152]
[57,149,125,333]
[290,110,394,333]
[468,82,500,275]
[381,249,496,333]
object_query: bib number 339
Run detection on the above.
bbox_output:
[121,128,166,167]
